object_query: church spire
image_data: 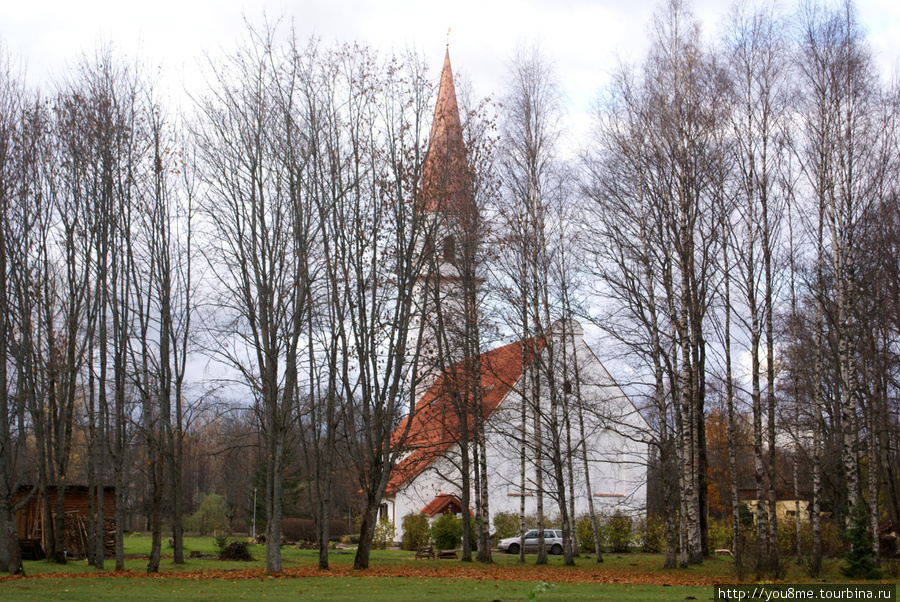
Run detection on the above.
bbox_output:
[420,49,473,215]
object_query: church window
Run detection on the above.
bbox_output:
[443,235,455,260]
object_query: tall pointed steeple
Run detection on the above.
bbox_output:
[410,48,480,401]
[420,49,473,215]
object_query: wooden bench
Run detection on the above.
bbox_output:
[415,545,435,560]
[438,549,458,560]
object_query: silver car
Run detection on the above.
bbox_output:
[498,529,568,555]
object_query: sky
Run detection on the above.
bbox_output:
[2,0,899,387]
[3,0,900,128]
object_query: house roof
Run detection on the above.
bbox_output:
[420,494,472,517]
[386,338,537,495]
[419,49,474,215]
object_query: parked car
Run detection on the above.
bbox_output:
[498,529,571,555]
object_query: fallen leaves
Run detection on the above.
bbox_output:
[0,562,722,586]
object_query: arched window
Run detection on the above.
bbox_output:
[442,235,455,260]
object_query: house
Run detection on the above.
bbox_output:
[15,485,116,559]
[739,488,812,524]
[380,48,648,543]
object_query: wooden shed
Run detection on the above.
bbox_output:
[15,485,116,559]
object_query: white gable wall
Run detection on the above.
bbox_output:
[386,327,648,543]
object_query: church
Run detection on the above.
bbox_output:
[380,49,649,543]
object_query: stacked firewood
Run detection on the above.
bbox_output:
[62,516,116,559]
[101,518,116,556]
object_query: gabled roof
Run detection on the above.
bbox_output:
[420,494,472,517]
[419,49,474,215]
[386,339,536,495]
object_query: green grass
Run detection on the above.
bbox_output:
[3,536,897,600]
[6,536,422,575]
[0,576,709,601]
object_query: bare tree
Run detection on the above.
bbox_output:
[495,42,582,566]
[195,23,312,574]
[0,45,35,575]
[328,47,436,571]
[584,60,681,567]
[796,0,882,529]
[721,0,790,574]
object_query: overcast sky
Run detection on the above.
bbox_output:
[3,0,899,123]
[3,0,897,388]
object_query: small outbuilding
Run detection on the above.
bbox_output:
[15,485,116,559]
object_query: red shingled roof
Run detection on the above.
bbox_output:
[420,494,472,517]
[385,339,537,495]
[419,49,474,215]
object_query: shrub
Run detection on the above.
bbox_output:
[708,518,732,552]
[575,514,598,554]
[330,520,349,538]
[639,514,665,553]
[492,512,520,539]
[431,513,462,550]
[401,513,431,551]
[373,517,395,550]
[281,518,315,543]
[606,510,633,553]
[185,493,229,536]
[794,519,846,559]
[280,518,349,544]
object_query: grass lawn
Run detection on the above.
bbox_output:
[0,576,712,601]
[2,536,897,600]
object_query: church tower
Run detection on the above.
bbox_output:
[411,48,480,399]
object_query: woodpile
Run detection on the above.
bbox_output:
[880,522,900,557]
[63,515,115,559]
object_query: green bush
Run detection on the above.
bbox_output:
[786,518,846,559]
[574,514,599,553]
[708,518,732,552]
[639,514,665,553]
[740,515,846,561]
[606,510,633,553]
[431,513,462,550]
[185,493,229,536]
[778,517,800,558]
[373,517,395,550]
[400,512,431,551]
[493,511,520,540]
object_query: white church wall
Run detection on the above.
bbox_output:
[386,327,649,544]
